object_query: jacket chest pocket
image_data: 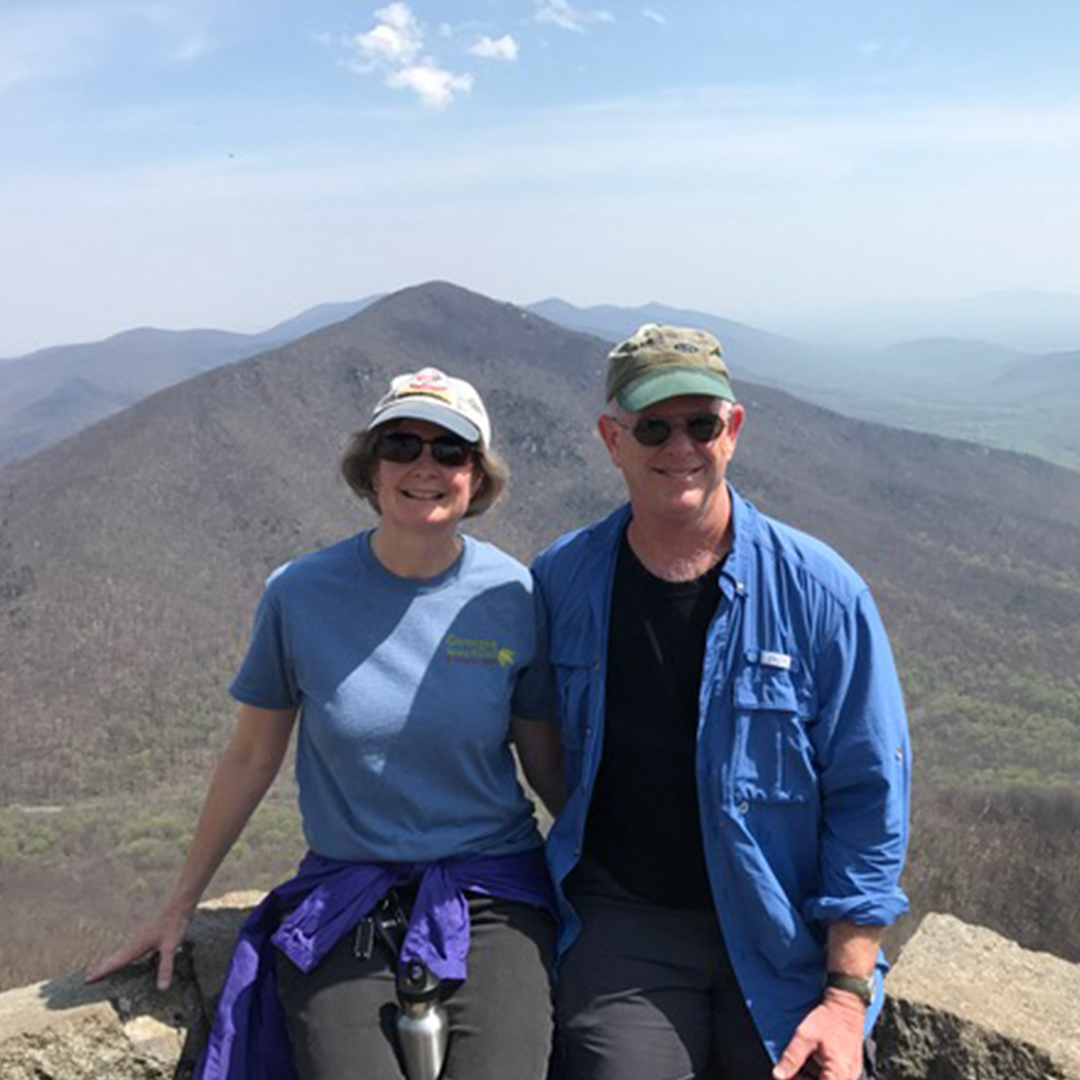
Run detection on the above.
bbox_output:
[731,656,817,803]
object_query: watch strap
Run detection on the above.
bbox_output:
[825,972,874,1007]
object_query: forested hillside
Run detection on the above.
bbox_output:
[1,281,1078,990]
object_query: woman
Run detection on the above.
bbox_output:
[88,367,565,1080]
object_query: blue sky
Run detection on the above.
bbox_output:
[1,0,1079,355]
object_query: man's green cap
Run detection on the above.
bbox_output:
[606,323,736,412]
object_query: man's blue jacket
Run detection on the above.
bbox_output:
[532,488,911,1060]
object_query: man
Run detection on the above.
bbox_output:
[532,325,911,1080]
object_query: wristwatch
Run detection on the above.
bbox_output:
[825,972,875,1007]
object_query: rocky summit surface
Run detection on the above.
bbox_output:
[1,903,1077,1079]
[878,912,1080,1080]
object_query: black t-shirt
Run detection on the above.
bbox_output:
[583,528,722,910]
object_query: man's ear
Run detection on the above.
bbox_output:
[724,403,746,451]
[597,413,621,466]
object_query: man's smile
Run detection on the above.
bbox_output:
[653,465,704,480]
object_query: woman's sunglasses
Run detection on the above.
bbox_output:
[616,412,727,447]
[376,431,475,467]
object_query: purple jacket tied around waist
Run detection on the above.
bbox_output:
[195,848,555,1080]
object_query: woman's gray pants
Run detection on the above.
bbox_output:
[277,892,556,1080]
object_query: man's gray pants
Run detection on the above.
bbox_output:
[554,856,874,1080]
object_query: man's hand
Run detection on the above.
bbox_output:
[772,990,866,1080]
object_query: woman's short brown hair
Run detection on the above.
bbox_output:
[341,422,509,519]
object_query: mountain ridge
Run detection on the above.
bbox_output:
[0,300,380,467]
[4,288,1079,470]
[2,280,1080,994]
[528,298,1080,470]
[2,280,1079,806]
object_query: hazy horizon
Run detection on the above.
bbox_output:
[5,284,1080,363]
[3,0,1080,355]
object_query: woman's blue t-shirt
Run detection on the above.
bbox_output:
[230,531,555,862]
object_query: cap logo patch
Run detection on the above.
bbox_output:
[397,369,454,403]
[398,385,454,403]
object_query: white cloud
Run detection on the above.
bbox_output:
[387,63,473,109]
[535,1,615,33]
[352,2,422,68]
[470,34,519,61]
[347,3,472,109]
[642,8,667,25]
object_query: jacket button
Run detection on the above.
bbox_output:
[738,801,750,815]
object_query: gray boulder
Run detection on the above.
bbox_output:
[0,892,260,1080]
[878,912,1080,1079]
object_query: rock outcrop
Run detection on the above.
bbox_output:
[0,892,261,1080]
[878,912,1080,1080]
[1,905,1077,1079]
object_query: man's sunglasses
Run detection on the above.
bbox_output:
[616,412,727,447]
[376,431,475,467]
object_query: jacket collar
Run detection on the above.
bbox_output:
[724,484,753,599]
[584,486,752,598]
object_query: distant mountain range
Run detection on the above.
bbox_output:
[0,297,379,466]
[767,289,1080,354]
[2,281,1079,812]
[3,290,1078,471]
[527,297,1080,469]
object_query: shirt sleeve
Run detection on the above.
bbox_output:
[229,580,301,710]
[804,587,911,927]
[510,578,559,721]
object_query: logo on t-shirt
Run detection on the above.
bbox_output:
[445,635,516,667]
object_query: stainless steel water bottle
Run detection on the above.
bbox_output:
[395,959,448,1080]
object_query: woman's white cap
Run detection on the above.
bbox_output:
[369,367,491,447]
